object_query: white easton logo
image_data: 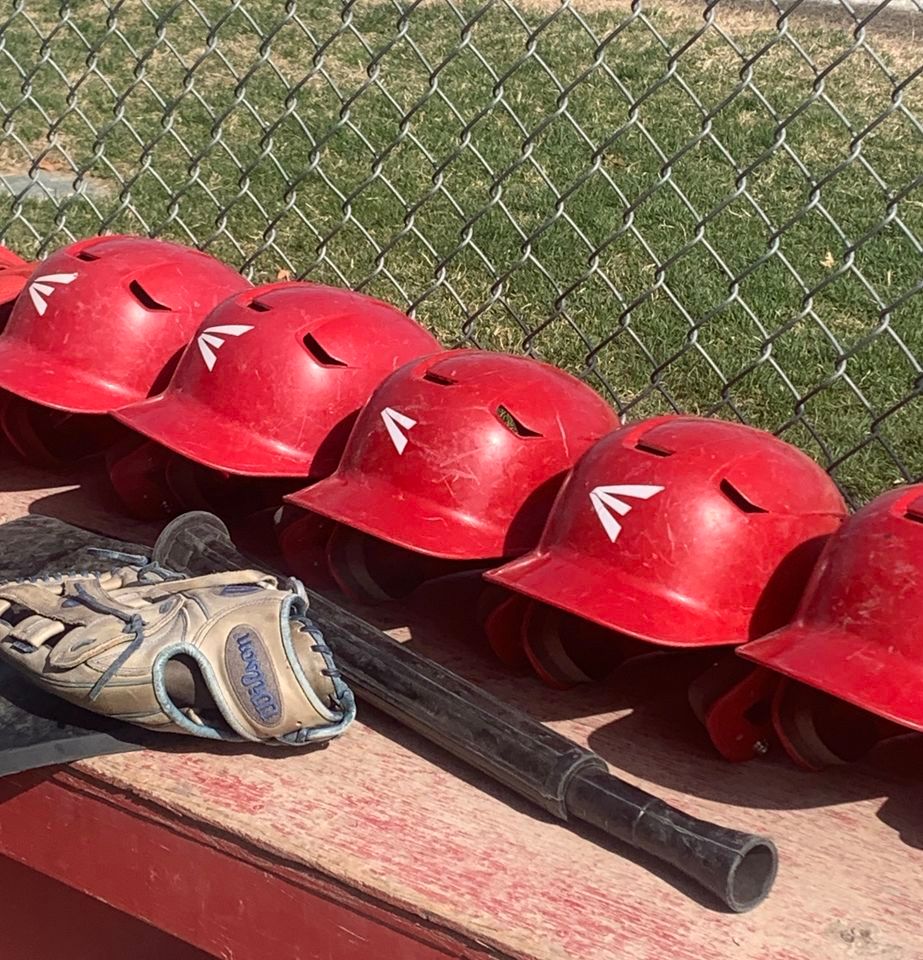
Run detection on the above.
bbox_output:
[28,272,78,316]
[196,324,254,371]
[380,406,417,455]
[589,484,665,543]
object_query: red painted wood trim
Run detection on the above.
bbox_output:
[0,855,216,960]
[0,769,510,960]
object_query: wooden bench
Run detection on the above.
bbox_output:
[0,461,919,960]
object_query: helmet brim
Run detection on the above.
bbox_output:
[114,392,312,478]
[0,267,31,307]
[0,246,33,306]
[740,624,923,732]
[485,549,751,647]
[0,338,140,413]
[286,473,505,561]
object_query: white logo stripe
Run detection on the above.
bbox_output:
[29,287,48,315]
[196,323,254,371]
[35,272,79,285]
[197,335,219,372]
[27,271,77,316]
[589,484,664,543]
[202,324,255,337]
[593,489,634,517]
[381,407,417,455]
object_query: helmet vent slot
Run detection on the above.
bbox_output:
[720,479,767,514]
[906,494,923,522]
[128,280,170,311]
[422,371,456,386]
[302,333,347,367]
[75,250,99,262]
[635,440,673,457]
[496,406,542,438]
[247,299,271,312]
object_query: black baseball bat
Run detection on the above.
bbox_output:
[155,512,777,912]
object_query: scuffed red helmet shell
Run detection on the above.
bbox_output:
[740,483,923,733]
[288,349,621,561]
[487,415,847,649]
[114,281,441,478]
[0,235,250,413]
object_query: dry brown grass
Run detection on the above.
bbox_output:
[490,0,921,71]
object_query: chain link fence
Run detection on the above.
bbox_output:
[0,0,920,503]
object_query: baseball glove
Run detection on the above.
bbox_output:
[0,552,355,745]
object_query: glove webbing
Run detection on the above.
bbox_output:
[0,568,274,701]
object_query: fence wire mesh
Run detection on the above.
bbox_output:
[0,0,920,503]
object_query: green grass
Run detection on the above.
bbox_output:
[0,0,921,503]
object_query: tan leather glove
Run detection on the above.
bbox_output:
[0,557,355,745]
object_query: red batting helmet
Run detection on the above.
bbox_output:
[113,281,440,478]
[486,416,847,686]
[0,235,249,414]
[738,483,923,763]
[287,350,621,571]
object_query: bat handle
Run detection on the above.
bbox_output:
[565,769,777,913]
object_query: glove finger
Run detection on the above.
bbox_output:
[0,635,55,677]
[6,614,65,648]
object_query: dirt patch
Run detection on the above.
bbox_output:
[444,0,922,70]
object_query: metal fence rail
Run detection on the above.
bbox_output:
[0,0,921,503]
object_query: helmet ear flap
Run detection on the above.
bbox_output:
[163,454,219,513]
[690,660,780,762]
[771,680,884,771]
[521,602,654,690]
[0,394,65,467]
[275,506,338,589]
[107,439,182,520]
[521,603,595,689]
[482,593,531,669]
[325,525,463,605]
[0,395,125,467]
[325,525,412,604]
[163,457,302,521]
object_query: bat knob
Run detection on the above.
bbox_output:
[565,769,777,912]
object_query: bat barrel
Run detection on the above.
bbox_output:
[564,769,777,913]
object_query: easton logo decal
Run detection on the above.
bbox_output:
[381,406,417,455]
[225,625,283,726]
[197,324,254,371]
[589,484,664,543]
[28,273,78,316]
